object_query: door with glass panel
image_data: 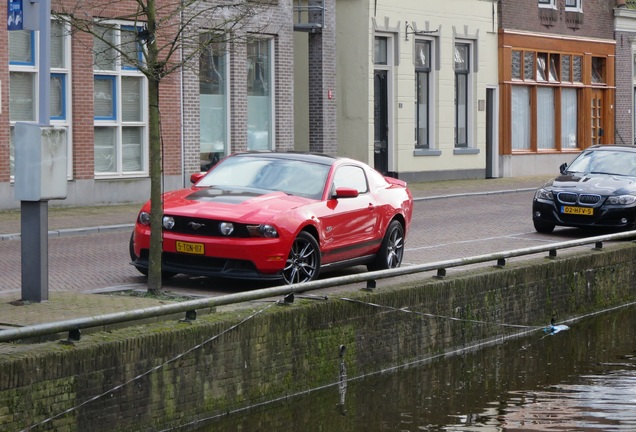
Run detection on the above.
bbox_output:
[590,89,604,145]
[373,70,388,175]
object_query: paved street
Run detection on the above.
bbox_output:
[0,187,591,298]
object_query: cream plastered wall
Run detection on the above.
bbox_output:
[335,0,373,163]
[349,0,499,179]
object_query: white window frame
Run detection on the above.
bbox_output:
[93,20,148,178]
[373,32,396,170]
[565,0,583,12]
[415,39,435,150]
[454,40,473,149]
[8,20,73,179]
[538,0,557,9]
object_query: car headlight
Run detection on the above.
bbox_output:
[139,212,151,226]
[219,222,234,236]
[607,195,636,205]
[534,189,553,201]
[163,216,175,229]
[247,224,279,238]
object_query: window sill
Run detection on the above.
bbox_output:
[413,149,442,157]
[453,148,480,155]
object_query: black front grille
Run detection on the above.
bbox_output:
[556,192,602,206]
[166,216,250,237]
[578,194,601,204]
[557,192,578,204]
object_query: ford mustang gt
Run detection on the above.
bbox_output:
[130,152,413,284]
[532,144,636,233]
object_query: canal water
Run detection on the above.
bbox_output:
[183,305,636,432]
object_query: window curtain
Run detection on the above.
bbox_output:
[9,72,35,121]
[200,39,227,155]
[122,127,142,172]
[122,77,141,122]
[511,86,530,150]
[94,127,116,172]
[537,87,555,149]
[50,21,64,68]
[94,77,114,118]
[247,39,272,150]
[9,30,32,63]
[561,88,578,148]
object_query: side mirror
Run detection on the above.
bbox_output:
[190,172,205,184]
[559,163,568,175]
[333,187,359,199]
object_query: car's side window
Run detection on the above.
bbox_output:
[332,165,369,194]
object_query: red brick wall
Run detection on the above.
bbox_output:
[500,0,615,39]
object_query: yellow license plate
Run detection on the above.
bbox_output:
[176,241,205,255]
[561,206,593,216]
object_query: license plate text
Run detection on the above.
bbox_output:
[561,206,593,216]
[176,241,204,254]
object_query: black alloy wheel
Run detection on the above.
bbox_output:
[282,231,321,284]
[368,219,404,271]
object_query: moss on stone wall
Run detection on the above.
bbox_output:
[1,243,634,431]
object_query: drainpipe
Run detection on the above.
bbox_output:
[616,0,627,8]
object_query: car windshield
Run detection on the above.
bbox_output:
[567,149,636,177]
[196,156,330,200]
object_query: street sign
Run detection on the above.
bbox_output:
[7,0,23,31]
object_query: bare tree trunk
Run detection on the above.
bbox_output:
[146,0,163,294]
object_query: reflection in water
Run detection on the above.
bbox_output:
[190,306,636,432]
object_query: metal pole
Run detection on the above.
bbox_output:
[20,201,48,301]
[20,0,51,302]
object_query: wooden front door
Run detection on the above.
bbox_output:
[591,89,604,145]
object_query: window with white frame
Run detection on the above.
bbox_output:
[415,40,431,149]
[538,0,556,8]
[93,23,147,175]
[454,42,471,148]
[199,34,228,169]
[9,20,71,177]
[565,0,582,12]
[247,38,274,150]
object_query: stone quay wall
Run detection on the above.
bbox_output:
[1,243,635,431]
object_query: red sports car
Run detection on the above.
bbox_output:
[130,152,413,284]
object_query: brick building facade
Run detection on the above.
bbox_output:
[498,0,619,177]
[1,1,182,210]
[181,0,297,176]
[614,6,636,146]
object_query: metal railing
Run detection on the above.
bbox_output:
[1,230,635,343]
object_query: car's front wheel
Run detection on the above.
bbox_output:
[533,220,555,234]
[129,231,149,276]
[282,231,321,284]
[128,231,176,279]
[368,220,405,271]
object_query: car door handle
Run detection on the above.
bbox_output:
[368,203,375,210]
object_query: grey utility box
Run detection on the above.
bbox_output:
[14,122,68,201]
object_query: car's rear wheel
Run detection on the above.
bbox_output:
[533,220,555,234]
[368,220,404,271]
[282,231,321,284]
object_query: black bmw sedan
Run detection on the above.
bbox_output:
[532,144,636,233]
